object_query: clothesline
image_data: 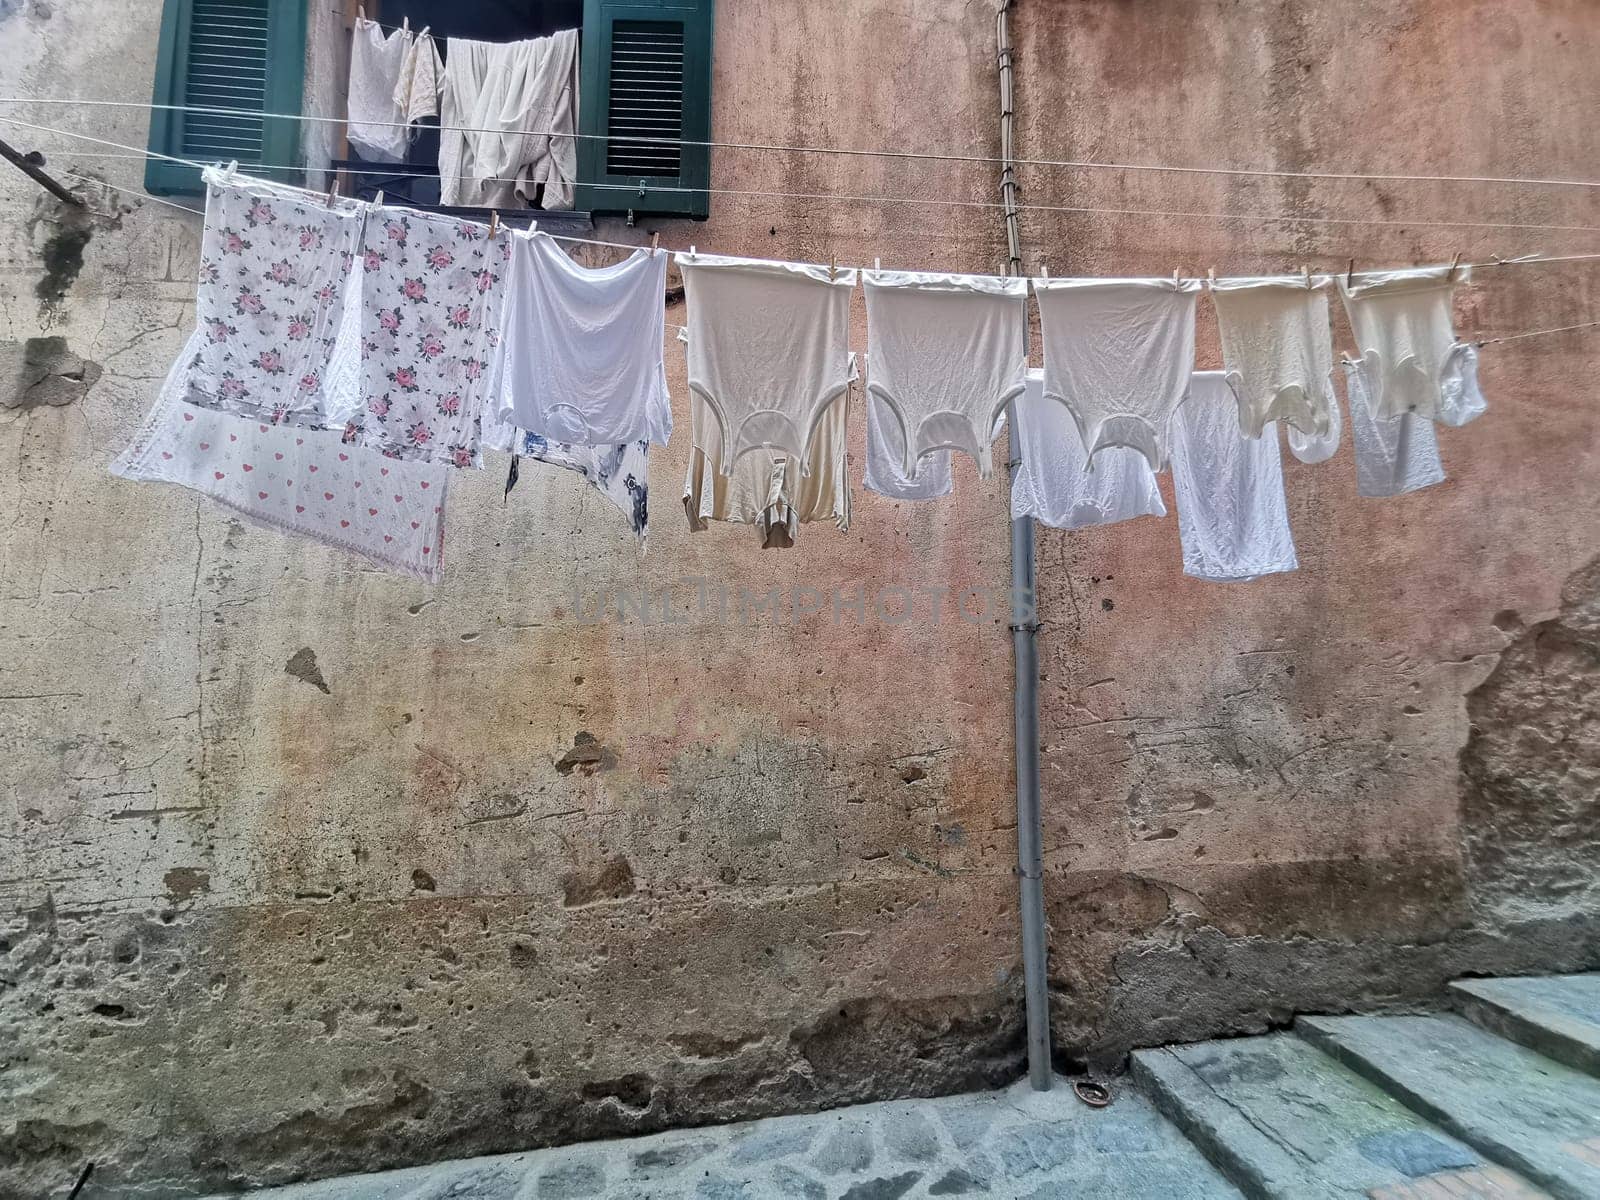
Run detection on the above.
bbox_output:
[19,127,1600,287]
[7,94,1600,191]
[44,169,1600,353]
[10,116,1600,238]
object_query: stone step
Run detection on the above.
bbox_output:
[1298,1013,1600,1200]
[1133,1033,1548,1199]
[1450,974,1600,1078]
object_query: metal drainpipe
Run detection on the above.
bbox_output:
[997,0,1052,1092]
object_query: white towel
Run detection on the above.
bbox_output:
[439,30,580,210]
[1345,353,1445,498]
[1168,372,1298,582]
[1010,369,1166,531]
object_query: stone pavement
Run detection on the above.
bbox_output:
[207,973,1600,1200]
[202,1079,1242,1200]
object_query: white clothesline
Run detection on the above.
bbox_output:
[9,116,1600,240]
[7,94,1600,191]
[46,169,1600,355]
[17,124,1600,283]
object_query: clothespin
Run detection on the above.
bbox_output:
[223,159,238,182]
[1207,267,1217,288]
[828,252,837,282]
[1447,251,1462,280]
[650,231,659,257]
[357,4,365,20]
[373,189,384,207]
[1172,268,1181,286]
[488,210,499,239]
[1038,259,1049,282]
[690,245,697,259]
[325,175,340,208]
[1347,258,1356,287]
[402,15,410,34]
[1301,264,1312,288]
[874,257,881,272]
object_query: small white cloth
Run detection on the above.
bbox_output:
[1339,265,1472,420]
[1211,275,1337,439]
[1034,277,1200,472]
[394,30,443,126]
[347,18,412,163]
[1285,380,1343,465]
[496,231,669,446]
[1345,352,1445,498]
[861,270,1028,479]
[1010,369,1165,530]
[677,252,857,477]
[1437,340,1488,428]
[439,31,580,210]
[1168,372,1297,582]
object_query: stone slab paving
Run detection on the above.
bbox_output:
[1449,973,1600,1077]
[1299,1014,1600,1200]
[202,1077,1243,1200]
[1133,1033,1547,1199]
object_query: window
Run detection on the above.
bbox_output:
[145,0,714,219]
[573,0,714,218]
[145,0,307,195]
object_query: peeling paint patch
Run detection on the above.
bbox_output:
[555,730,612,775]
[285,648,331,695]
[35,211,93,324]
[0,337,102,410]
[162,867,211,903]
[560,857,635,907]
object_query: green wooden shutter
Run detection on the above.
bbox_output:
[575,0,714,218]
[145,0,307,196]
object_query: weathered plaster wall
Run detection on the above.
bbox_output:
[0,2,1021,1196]
[1011,0,1600,1064]
[1,0,1597,1196]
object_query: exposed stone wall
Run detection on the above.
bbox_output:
[1,0,1597,1196]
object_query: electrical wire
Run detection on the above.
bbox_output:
[10,117,1600,239]
[8,94,1600,192]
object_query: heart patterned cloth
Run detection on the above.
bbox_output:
[113,335,449,581]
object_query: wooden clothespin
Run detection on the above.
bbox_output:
[223,159,238,182]
[357,4,365,21]
[1301,264,1312,288]
[1038,259,1049,282]
[488,210,499,239]
[650,231,660,257]
[325,175,340,208]
[1172,268,1182,286]
[1447,251,1462,280]
[1346,258,1356,287]
[828,252,837,282]
[1207,267,1217,288]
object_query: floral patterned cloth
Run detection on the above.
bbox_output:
[480,412,648,541]
[344,208,510,468]
[188,169,364,427]
[114,334,449,581]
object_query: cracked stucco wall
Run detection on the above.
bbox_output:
[1015,0,1600,1066]
[1,2,1022,1196]
[1,0,1598,1197]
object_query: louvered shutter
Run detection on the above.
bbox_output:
[146,0,307,195]
[575,0,714,218]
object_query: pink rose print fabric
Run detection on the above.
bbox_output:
[345,209,509,468]
[114,336,449,581]
[188,169,364,428]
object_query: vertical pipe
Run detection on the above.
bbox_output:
[997,0,1052,1092]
